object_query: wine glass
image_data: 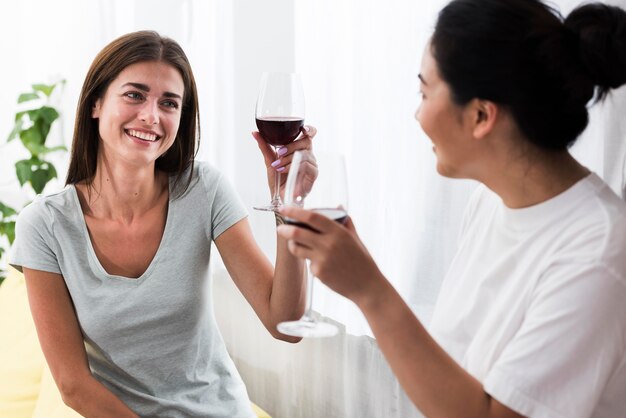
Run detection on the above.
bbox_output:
[254,72,305,212]
[277,150,348,338]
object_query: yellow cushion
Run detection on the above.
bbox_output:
[251,402,272,418]
[0,266,46,417]
[32,364,82,418]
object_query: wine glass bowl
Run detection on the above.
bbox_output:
[277,150,348,338]
[255,117,304,147]
[254,72,305,212]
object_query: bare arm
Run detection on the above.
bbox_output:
[277,207,525,418]
[213,125,317,342]
[214,218,306,343]
[23,267,139,418]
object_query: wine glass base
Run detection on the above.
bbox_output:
[253,204,281,212]
[277,319,338,338]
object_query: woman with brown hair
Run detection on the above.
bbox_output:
[10,30,313,417]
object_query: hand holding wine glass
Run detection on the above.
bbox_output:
[253,72,306,212]
[275,150,349,338]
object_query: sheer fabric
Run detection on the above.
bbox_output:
[2,1,625,417]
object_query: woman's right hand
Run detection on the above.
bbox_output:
[276,206,387,306]
[252,125,317,200]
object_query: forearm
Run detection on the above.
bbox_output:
[62,374,138,418]
[357,278,496,418]
[270,230,307,330]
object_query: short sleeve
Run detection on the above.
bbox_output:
[198,163,248,240]
[9,200,61,274]
[483,263,626,418]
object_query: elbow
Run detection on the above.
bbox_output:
[268,326,302,343]
[267,324,302,343]
[56,376,87,410]
[273,332,303,344]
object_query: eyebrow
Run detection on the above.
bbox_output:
[121,82,182,100]
[418,74,428,86]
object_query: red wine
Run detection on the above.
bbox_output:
[256,116,304,146]
[285,208,348,232]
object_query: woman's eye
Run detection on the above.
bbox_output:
[162,100,179,109]
[125,92,143,100]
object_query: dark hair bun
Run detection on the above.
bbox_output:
[565,3,626,100]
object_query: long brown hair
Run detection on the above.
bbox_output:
[65,30,199,194]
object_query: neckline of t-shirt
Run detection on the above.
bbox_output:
[497,172,605,232]
[68,178,174,283]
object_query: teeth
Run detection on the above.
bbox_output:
[128,129,158,141]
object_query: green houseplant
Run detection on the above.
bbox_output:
[0,81,66,284]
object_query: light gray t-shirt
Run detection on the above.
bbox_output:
[10,161,255,417]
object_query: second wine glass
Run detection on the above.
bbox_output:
[254,72,305,212]
[277,150,349,338]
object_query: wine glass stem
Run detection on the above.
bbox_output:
[271,172,282,206]
[303,260,315,319]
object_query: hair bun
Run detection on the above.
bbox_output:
[565,3,626,100]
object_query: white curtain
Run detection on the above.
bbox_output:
[0,0,233,205]
[292,0,478,336]
[289,0,626,337]
[230,0,626,416]
[2,1,625,417]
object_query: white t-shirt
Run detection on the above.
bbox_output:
[429,173,626,418]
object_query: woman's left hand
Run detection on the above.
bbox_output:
[252,125,317,200]
[276,206,385,305]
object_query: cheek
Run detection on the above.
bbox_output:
[416,104,436,138]
[164,115,182,144]
[170,117,182,138]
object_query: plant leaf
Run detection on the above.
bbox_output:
[48,162,57,178]
[32,83,55,97]
[20,127,44,156]
[15,159,33,186]
[39,145,67,155]
[39,106,59,124]
[15,110,27,122]
[18,92,40,103]
[35,118,52,146]
[0,202,17,218]
[30,167,54,194]
[5,221,15,244]
[7,118,24,142]
[0,221,16,244]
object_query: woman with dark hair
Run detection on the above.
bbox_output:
[10,31,313,417]
[279,1,626,417]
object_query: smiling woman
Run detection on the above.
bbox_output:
[276,0,626,417]
[91,61,184,169]
[8,30,317,417]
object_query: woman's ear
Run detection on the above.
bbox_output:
[470,99,498,139]
[92,99,101,119]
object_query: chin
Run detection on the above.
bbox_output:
[435,162,462,179]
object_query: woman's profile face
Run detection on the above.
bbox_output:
[415,47,477,179]
[91,60,185,168]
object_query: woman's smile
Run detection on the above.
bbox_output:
[91,60,184,166]
[125,128,162,143]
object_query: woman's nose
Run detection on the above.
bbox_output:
[139,100,159,125]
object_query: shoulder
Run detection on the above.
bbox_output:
[193,161,239,199]
[17,187,75,228]
[580,175,626,274]
[194,160,224,184]
[168,160,226,200]
[546,174,626,279]
[459,183,497,231]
